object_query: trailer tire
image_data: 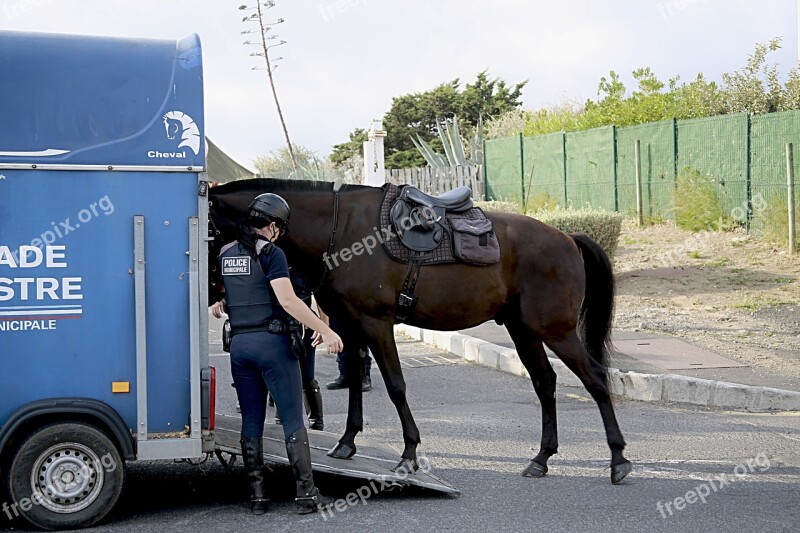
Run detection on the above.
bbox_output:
[6,422,125,530]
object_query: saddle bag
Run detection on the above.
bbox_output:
[449,218,500,265]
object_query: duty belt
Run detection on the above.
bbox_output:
[231,318,291,336]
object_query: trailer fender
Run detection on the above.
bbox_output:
[0,398,135,462]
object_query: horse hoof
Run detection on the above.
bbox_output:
[611,460,632,484]
[392,457,418,474]
[327,442,356,459]
[521,460,548,478]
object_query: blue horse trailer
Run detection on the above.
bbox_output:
[0,30,214,529]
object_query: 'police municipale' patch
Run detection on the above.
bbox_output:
[222,257,250,275]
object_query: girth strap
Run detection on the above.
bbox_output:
[396,253,427,323]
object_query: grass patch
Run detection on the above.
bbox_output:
[672,168,731,232]
[729,295,792,312]
[704,257,732,268]
[752,193,799,249]
[687,250,703,259]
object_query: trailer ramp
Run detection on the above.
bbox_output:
[214,415,459,495]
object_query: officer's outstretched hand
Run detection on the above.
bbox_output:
[313,329,343,354]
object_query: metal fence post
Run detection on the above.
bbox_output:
[745,113,752,231]
[562,132,568,206]
[612,125,619,212]
[519,133,525,211]
[787,143,796,255]
[635,140,644,227]
[482,139,489,201]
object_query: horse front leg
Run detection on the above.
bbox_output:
[361,316,421,473]
[328,329,365,459]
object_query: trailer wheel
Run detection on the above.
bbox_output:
[7,422,124,530]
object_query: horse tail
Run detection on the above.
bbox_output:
[570,234,615,381]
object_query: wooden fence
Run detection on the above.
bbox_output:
[384,166,484,198]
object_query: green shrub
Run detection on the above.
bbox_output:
[523,190,560,214]
[532,207,624,258]
[753,194,799,248]
[673,168,730,232]
[474,200,521,214]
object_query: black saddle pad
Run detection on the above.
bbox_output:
[379,184,491,265]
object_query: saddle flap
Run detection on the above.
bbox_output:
[390,199,444,252]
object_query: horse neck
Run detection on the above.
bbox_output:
[282,186,383,265]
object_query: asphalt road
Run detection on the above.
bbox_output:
[3,334,799,532]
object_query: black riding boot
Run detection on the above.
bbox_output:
[304,380,324,431]
[240,437,269,515]
[285,427,333,514]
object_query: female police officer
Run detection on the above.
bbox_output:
[210,193,341,515]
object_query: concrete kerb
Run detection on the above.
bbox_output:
[394,325,800,412]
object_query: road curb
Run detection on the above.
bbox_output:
[395,325,800,412]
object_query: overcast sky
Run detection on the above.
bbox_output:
[2,0,798,169]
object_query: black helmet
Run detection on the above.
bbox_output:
[248,193,290,231]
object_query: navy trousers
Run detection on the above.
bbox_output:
[231,331,304,439]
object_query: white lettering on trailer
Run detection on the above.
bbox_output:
[0,245,68,268]
[0,320,57,332]
[0,278,82,301]
[147,150,187,159]
[0,245,83,332]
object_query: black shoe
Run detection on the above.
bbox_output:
[240,437,269,515]
[361,375,372,392]
[326,374,348,390]
[285,428,334,513]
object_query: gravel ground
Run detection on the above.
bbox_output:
[612,220,800,382]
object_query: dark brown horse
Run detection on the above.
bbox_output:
[208,178,632,484]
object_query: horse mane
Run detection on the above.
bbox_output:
[211,178,375,195]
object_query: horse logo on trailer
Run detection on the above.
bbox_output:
[148,111,200,159]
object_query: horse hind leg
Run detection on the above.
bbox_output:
[506,321,558,478]
[545,331,632,484]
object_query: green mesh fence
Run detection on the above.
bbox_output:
[750,110,800,246]
[565,127,616,211]
[676,113,749,219]
[484,136,523,203]
[522,132,566,211]
[483,110,798,248]
[615,120,676,219]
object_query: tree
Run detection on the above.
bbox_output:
[254,145,327,177]
[330,72,527,169]
[329,128,368,168]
